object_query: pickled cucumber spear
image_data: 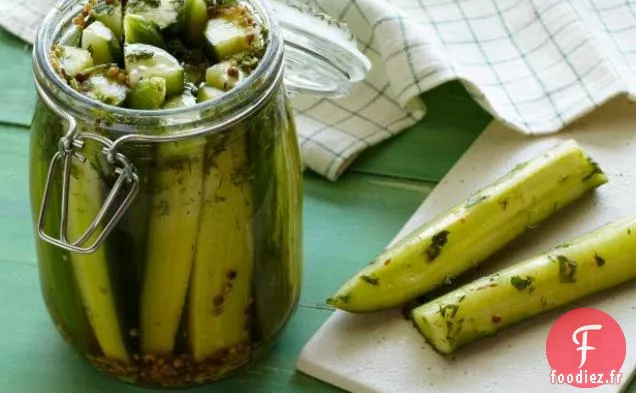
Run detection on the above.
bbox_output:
[328,140,607,312]
[251,108,302,341]
[140,136,204,355]
[188,131,254,362]
[68,156,129,363]
[413,217,636,354]
[29,106,96,350]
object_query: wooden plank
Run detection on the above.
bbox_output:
[0,124,37,266]
[350,82,492,183]
[0,29,36,127]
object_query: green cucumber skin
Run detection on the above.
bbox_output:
[94,1,124,42]
[181,0,208,47]
[187,131,255,362]
[251,96,303,342]
[412,217,636,354]
[124,43,185,97]
[68,141,130,363]
[123,14,167,49]
[126,0,182,30]
[329,140,608,313]
[140,138,204,355]
[29,101,98,352]
[106,141,157,354]
[128,77,167,110]
[81,21,122,65]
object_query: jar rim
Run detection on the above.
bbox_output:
[33,0,285,133]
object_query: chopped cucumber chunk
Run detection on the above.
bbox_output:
[77,65,128,107]
[181,0,208,47]
[94,1,123,41]
[205,62,245,91]
[126,0,182,30]
[163,92,198,108]
[204,10,264,61]
[81,21,122,65]
[124,14,166,49]
[53,45,94,78]
[197,86,225,102]
[129,77,167,110]
[125,43,184,96]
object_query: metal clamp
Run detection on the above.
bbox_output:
[35,80,139,255]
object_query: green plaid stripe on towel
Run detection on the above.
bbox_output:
[3,0,635,180]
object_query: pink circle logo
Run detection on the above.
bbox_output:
[546,308,626,388]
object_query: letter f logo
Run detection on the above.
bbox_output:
[573,324,602,368]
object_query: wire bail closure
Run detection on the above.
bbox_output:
[35,79,140,255]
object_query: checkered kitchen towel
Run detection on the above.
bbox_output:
[3,0,636,180]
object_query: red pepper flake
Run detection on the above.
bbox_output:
[384,259,392,266]
[227,66,239,79]
[213,295,225,306]
[245,32,255,45]
[75,72,89,83]
[491,314,502,324]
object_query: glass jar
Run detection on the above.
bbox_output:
[29,0,369,387]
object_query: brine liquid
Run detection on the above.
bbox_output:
[29,90,302,387]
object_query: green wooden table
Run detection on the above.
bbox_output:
[0,27,515,392]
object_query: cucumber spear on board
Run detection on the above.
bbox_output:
[328,140,608,313]
[412,217,636,354]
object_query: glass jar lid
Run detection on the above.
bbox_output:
[269,0,372,98]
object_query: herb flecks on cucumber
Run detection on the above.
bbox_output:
[81,20,122,65]
[72,64,129,107]
[50,0,265,109]
[328,140,608,313]
[51,45,94,79]
[204,4,265,62]
[412,217,636,354]
[124,43,184,96]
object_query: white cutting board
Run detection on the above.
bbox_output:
[297,97,636,393]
